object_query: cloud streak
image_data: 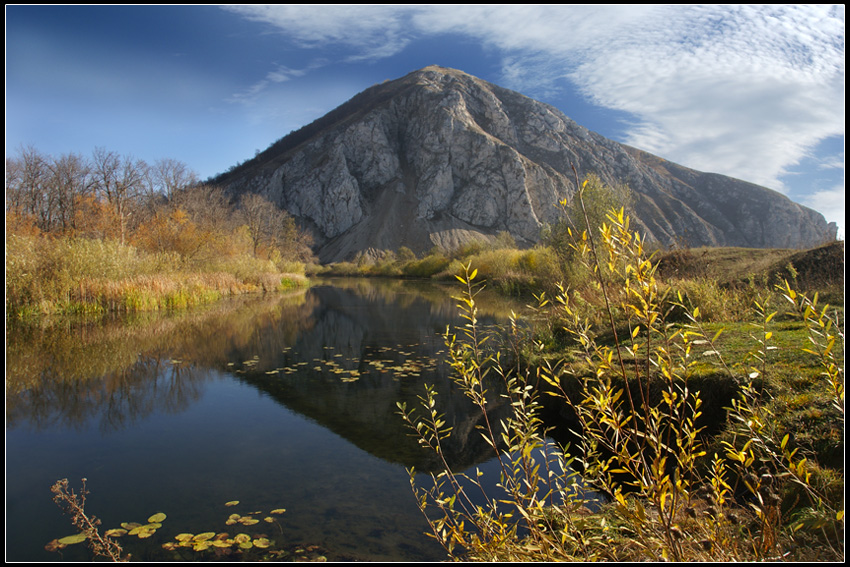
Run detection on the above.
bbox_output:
[224,5,844,203]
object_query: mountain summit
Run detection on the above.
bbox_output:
[215,65,836,262]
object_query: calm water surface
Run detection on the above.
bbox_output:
[6,278,531,562]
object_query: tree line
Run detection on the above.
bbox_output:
[5,145,314,266]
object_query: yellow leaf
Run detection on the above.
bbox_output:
[148,512,167,523]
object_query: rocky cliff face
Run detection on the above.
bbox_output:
[216,65,836,262]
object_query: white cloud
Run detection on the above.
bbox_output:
[222,5,415,58]
[228,63,319,105]
[564,5,845,192]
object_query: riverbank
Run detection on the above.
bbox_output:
[6,233,310,321]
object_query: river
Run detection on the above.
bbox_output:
[6,278,544,562]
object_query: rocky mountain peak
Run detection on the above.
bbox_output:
[215,66,836,262]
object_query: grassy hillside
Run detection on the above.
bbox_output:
[654,241,844,293]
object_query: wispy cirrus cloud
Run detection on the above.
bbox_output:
[223,5,416,60]
[228,62,321,105]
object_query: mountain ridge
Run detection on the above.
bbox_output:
[214,65,836,262]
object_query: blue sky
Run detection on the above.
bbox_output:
[6,5,845,236]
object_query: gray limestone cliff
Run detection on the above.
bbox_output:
[215,66,836,262]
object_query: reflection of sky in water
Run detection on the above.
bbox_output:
[5,280,588,562]
[7,369,445,562]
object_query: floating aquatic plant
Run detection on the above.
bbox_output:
[56,533,88,545]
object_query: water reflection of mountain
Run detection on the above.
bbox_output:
[234,284,515,472]
[6,280,523,472]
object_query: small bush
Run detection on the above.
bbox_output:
[403,252,451,278]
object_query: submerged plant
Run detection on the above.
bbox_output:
[47,478,130,562]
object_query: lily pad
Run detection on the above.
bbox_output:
[148,512,167,523]
[234,533,252,544]
[224,500,240,507]
[57,533,87,545]
[253,537,271,549]
[193,540,213,552]
[174,533,194,542]
[270,508,286,515]
[121,522,142,530]
[104,528,128,537]
[193,532,216,542]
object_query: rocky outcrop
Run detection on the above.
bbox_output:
[216,66,836,262]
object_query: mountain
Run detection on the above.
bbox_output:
[214,65,837,263]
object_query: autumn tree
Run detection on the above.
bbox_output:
[134,183,247,262]
[91,147,147,243]
[6,145,50,231]
[47,152,94,234]
[72,194,123,240]
[133,206,207,259]
[238,192,290,258]
[146,157,198,201]
[171,183,235,233]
